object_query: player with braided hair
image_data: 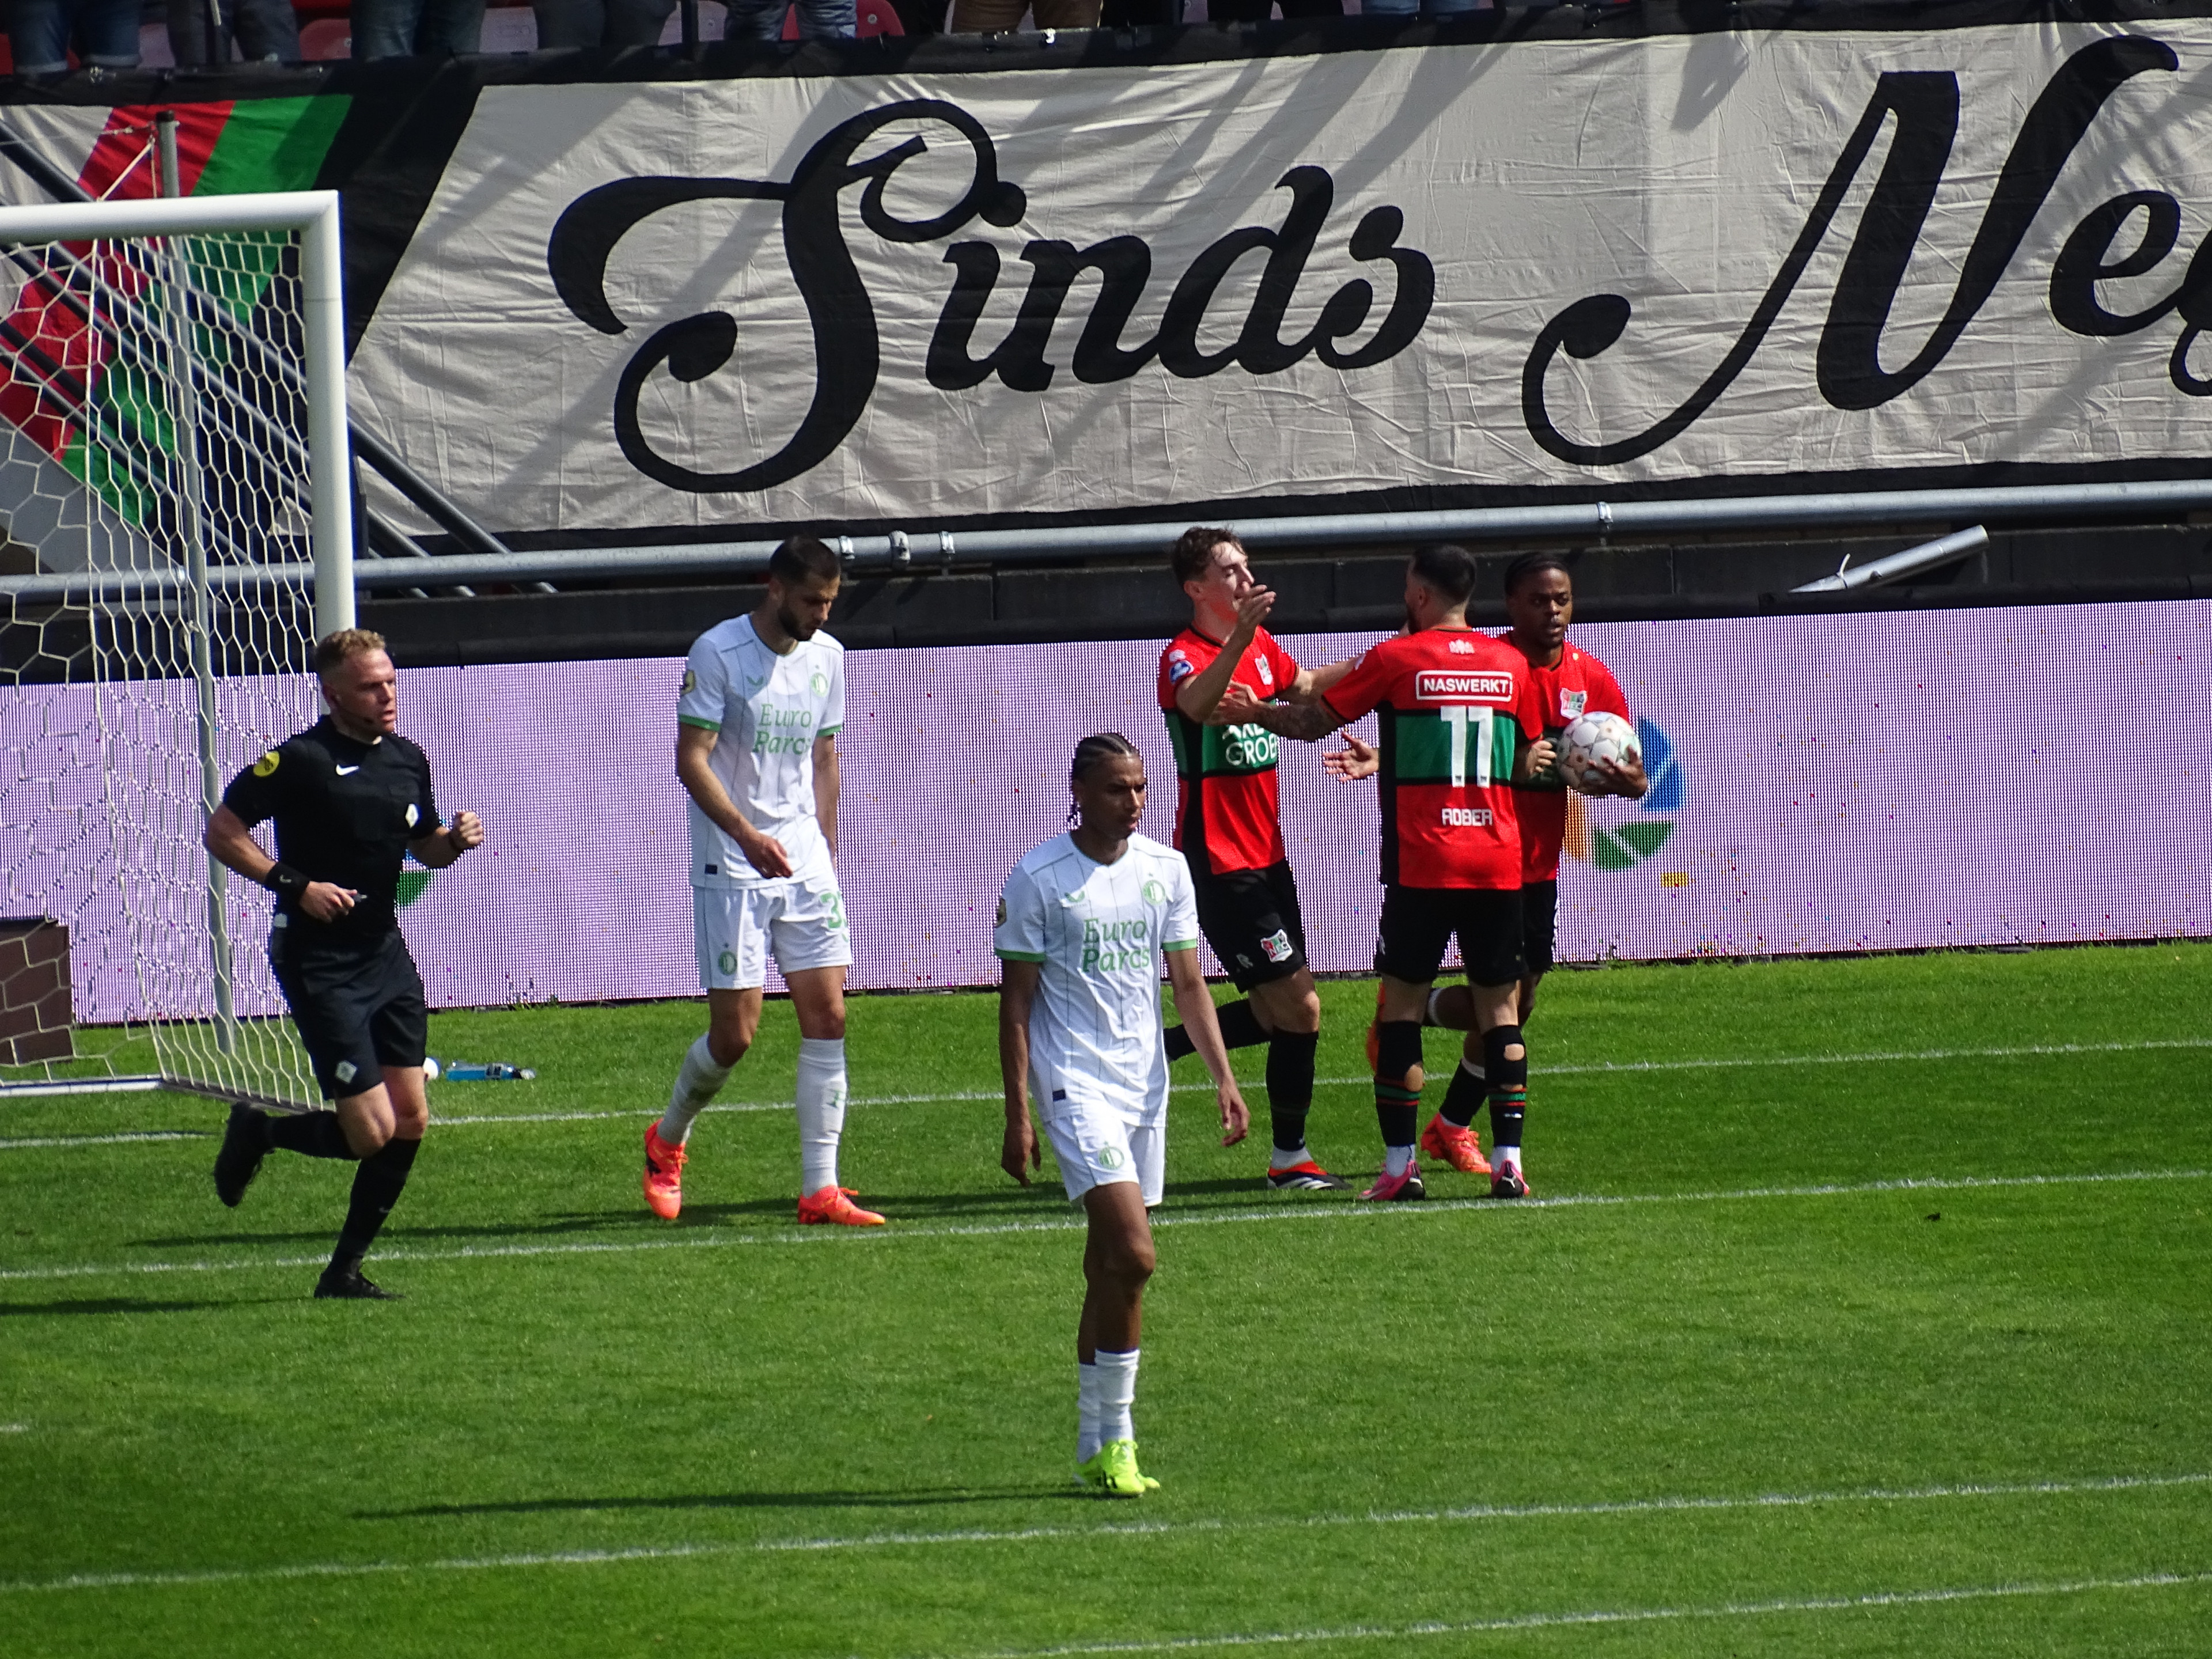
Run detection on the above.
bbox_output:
[997,733,1249,1497]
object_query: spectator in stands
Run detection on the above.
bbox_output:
[351,0,484,57]
[1361,0,1480,16]
[6,0,139,73]
[1206,0,1340,17]
[532,0,673,46]
[722,0,857,37]
[950,0,1093,28]
[168,0,301,63]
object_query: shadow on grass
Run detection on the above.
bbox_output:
[131,1212,653,1249]
[128,1185,1296,1256]
[0,1295,290,1317]
[360,1484,1071,1520]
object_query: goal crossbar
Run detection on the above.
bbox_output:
[0,190,353,637]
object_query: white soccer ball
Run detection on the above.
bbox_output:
[422,1056,441,1081]
[1557,711,1639,796]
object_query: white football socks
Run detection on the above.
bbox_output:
[1093,1348,1139,1446]
[796,1036,848,1196]
[1077,1361,1104,1464]
[1269,1145,1312,1171]
[1383,1144,1416,1179]
[658,1035,732,1145]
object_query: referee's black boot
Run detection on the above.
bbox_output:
[315,1260,402,1301]
[212,1105,267,1209]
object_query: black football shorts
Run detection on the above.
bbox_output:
[269,925,429,1101]
[1521,878,1559,978]
[1374,884,1526,988]
[1191,859,1308,991]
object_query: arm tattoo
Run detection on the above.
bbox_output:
[1257,701,1344,741]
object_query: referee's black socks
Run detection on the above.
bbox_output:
[1264,1029,1319,1155]
[1164,999,1270,1061]
[332,1134,421,1268]
[266,1108,354,1160]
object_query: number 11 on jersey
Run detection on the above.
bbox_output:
[1440,705,1495,788]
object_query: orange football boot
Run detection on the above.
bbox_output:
[642,1123,687,1221]
[797,1184,886,1226]
[1419,1112,1493,1176]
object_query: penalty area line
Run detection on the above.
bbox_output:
[1,1472,2205,1596]
[0,1168,2204,1286]
[959,1570,2212,1659]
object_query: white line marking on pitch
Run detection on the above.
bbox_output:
[0,1471,2202,1596]
[0,1167,2202,1286]
[431,1035,2212,1125]
[5,1036,2200,1139]
[956,1571,2212,1659]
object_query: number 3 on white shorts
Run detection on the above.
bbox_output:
[822,889,847,933]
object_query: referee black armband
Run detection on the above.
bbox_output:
[263,863,309,899]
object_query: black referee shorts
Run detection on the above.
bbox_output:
[1521,878,1559,978]
[1374,884,1526,989]
[269,926,429,1101]
[1192,860,1308,992]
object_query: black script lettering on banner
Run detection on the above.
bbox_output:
[547,100,1434,494]
[1522,35,2212,467]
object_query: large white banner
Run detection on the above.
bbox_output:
[349,21,2212,540]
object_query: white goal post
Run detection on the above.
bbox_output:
[0,189,354,1111]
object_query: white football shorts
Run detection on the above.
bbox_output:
[1034,1080,1165,1208]
[693,876,853,990]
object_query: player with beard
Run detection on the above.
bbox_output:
[642,535,883,1227]
[1358,554,1647,1171]
[1233,545,1552,1199]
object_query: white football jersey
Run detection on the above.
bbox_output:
[678,616,844,888]
[993,832,1199,1116]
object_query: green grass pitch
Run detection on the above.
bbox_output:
[3,945,2210,1658]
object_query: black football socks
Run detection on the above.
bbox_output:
[330,1134,421,1275]
[1264,1029,1319,1155]
[265,1108,355,1160]
[1373,1019,1422,1153]
[1484,1025,1528,1158]
[1165,998,1271,1061]
[1440,1058,1487,1130]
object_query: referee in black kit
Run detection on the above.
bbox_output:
[203,628,483,1300]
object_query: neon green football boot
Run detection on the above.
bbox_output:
[1075,1438,1160,1498]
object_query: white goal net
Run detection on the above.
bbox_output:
[0,190,353,1112]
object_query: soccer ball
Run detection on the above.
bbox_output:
[1557,712,1639,796]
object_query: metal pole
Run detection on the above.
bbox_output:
[680,0,700,47]
[154,111,180,199]
[1793,525,1990,593]
[299,195,355,635]
[157,112,238,1059]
